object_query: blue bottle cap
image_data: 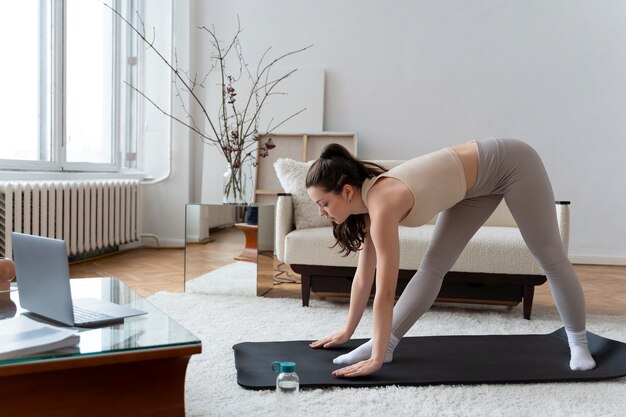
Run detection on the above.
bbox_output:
[271,361,296,373]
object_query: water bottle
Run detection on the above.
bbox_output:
[271,361,299,395]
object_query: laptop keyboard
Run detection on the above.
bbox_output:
[73,305,114,323]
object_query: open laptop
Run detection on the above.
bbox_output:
[11,232,146,327]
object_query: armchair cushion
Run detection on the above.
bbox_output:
[284,224,543,275]
[274,158,331,230]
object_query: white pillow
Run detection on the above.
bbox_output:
[274,158,331,229]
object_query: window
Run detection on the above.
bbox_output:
[0,1,50,165]
[0,0,141,172]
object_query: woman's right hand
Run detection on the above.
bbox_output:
[309,329,351,349]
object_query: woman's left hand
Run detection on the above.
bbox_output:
[331,358,383,378]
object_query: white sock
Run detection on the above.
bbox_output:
[333,334,400,365]
[566,329,596,371]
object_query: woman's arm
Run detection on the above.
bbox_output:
[368,213,399,364]
[343,216,377,336]
[331,212,399,376]
[331,178,408,377]
[310,216,377,349]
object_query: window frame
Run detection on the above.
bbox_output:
[0,0,140,174]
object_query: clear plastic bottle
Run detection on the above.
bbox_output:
[271,361,299,395]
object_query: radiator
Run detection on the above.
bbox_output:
[0,180,140,258]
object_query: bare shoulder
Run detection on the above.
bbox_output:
[367,177,413,224]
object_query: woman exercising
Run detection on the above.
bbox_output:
[306,138,596,377]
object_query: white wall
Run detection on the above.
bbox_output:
[140,0,192,248]
[144,0,626,262]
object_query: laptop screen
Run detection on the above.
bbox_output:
[11,233,75,325]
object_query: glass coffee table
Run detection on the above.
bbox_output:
[0,277,201,417]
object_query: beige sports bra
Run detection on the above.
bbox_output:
[360,148,466,227]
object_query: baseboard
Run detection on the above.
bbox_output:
[139,237,185,248]
[185,234,204,243]
[570,255,626,266]
[120,241,142,251]
[155,238,185,248]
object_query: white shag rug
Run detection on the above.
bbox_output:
[147,290,626,417]
[186,262,257,297]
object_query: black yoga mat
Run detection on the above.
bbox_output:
[233,328,626,390]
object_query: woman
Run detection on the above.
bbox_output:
[306,138,596,377]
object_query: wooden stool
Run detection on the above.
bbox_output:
[234,223,258,263]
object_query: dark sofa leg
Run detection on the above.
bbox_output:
[301,273,311,307]
[523,284,535,320]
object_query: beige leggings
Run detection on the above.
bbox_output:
[391,138,587,337]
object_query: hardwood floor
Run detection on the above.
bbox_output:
[69,247,185,298]
[533,264,626,316]
[69,237,626,316]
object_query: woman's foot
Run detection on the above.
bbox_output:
[567,330,596,371]
[333,334,399,365]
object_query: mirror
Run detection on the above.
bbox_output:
[184,204,275,296]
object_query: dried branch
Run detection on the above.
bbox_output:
[124,81,215,146]
[266,107,308,133]
[107,3,311,201]
[105,3,222,140]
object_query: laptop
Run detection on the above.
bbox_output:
[11,232,146,327]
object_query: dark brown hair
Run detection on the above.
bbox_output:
[306,143,387,256]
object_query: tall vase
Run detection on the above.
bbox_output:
[223,164,250,204]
